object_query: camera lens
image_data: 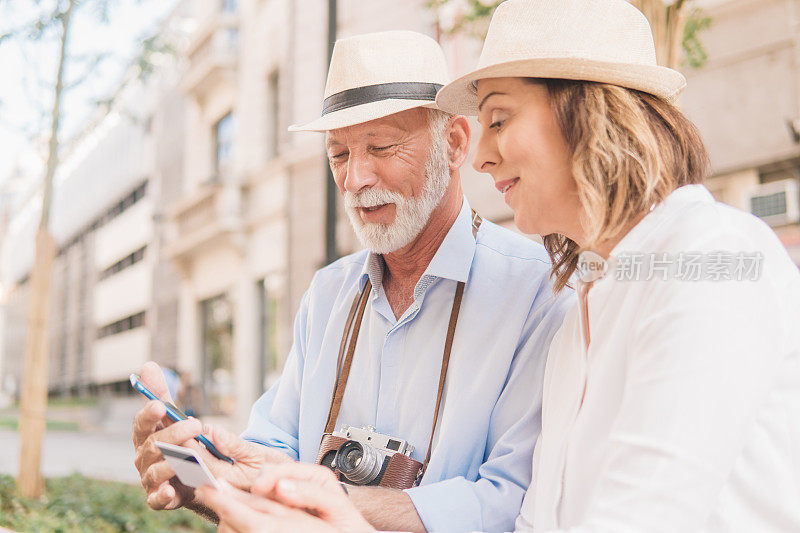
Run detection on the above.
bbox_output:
[334,440,382,485]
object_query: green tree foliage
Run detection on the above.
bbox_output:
[683,8,713,69]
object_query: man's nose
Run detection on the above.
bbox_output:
[344,154,378,193]
[472,130,499,173]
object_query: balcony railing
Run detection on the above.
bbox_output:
[166,180,245,263]
[181,14,239,96]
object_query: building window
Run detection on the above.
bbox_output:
[267,70,280,158]
[214,112,235,177]
[100,181,147,226]
[99,246,147,280]
[98,311,146,339]
[257,279,281,392]
[222,0,237,13]
[226,28,240,55]
[200,294,234,415]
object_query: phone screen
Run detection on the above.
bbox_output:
[156,441,220,489]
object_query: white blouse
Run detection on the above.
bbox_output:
[517,185,800,532]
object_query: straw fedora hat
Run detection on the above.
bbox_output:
[436,0,687,116]
[289,31,450,132]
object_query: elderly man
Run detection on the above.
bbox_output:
[132,30,571,532]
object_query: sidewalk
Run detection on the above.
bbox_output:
[0,428,139,484]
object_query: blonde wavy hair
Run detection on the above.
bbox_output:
[535,79,711,293]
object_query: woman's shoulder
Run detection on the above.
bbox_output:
[644,185,787,258]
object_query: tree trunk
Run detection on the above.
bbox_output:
[17,0,74,500]
[631,0,687,69]
[16,230,56,499]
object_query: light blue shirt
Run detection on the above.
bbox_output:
[242,199,573,532]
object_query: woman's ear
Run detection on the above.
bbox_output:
[445,115,471,170]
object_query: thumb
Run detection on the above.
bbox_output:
[207,425,255,460]
[274,478,353,519]
[141,361,173,403]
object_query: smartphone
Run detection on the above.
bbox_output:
[130,373,234,464]
[155,440,221,490]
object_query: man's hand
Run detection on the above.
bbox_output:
[192,423,295,492]
[132,362,293,512]
[133,362,199,510]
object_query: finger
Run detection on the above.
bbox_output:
[133,400,168,448]
[205,424,252,460]
[141,361,173,402]
[142,459,176,494]
[225,483,288,515]
[252,462,338,497]
[272,478,352,518]
[198,484,279,531]
[138,419,202,476]
[146,480,182,511]
[152,417,203,447]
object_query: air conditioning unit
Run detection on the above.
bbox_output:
[746,178,800,226]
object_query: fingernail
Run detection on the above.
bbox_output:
[277,479,297,493]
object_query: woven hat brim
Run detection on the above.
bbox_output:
[289,99,440,132]
[436,58,687,116]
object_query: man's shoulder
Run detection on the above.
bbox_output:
[476,219,551,268]
[303,249,371,301]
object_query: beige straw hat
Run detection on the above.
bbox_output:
[436,0,687,116]
[289,31,450,132]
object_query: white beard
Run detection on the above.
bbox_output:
[344,135,450,255]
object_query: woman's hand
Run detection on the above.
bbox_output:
[197,481,338,533]
[197,472,374,533]
[251,463,372,532]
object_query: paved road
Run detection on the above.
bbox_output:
[0,428,140,484]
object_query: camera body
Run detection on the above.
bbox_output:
[316,425,422,490]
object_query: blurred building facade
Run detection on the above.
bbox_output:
[2,0,796,429]
[683,0,800,265]
[0,0,513,427]
[0,4,193,399]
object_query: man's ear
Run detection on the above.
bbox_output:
[445,115,471,170]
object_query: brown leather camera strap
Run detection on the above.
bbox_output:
[323,210,483,479]
[419,278,464,479]
[324,279,372,435]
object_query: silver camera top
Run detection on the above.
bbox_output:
[334,424,415,457]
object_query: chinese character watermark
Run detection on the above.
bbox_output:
[578,250,764,283]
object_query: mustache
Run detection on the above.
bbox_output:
[344,188,405,209]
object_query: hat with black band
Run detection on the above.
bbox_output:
[289,31,451,132]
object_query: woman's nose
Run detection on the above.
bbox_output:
[472,130,499,173]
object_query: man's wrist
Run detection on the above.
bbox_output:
[186,495,220,525]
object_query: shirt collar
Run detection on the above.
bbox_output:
[610,184,714,256]
[358,197,478,292]
[423,197,477,283]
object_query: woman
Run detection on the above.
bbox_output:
[199,0,800,530]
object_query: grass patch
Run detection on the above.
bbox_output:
[46,397,100,409]
[0,418,80,432]
[0,474,215,532]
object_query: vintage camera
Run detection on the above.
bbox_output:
[316,425,422,490]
